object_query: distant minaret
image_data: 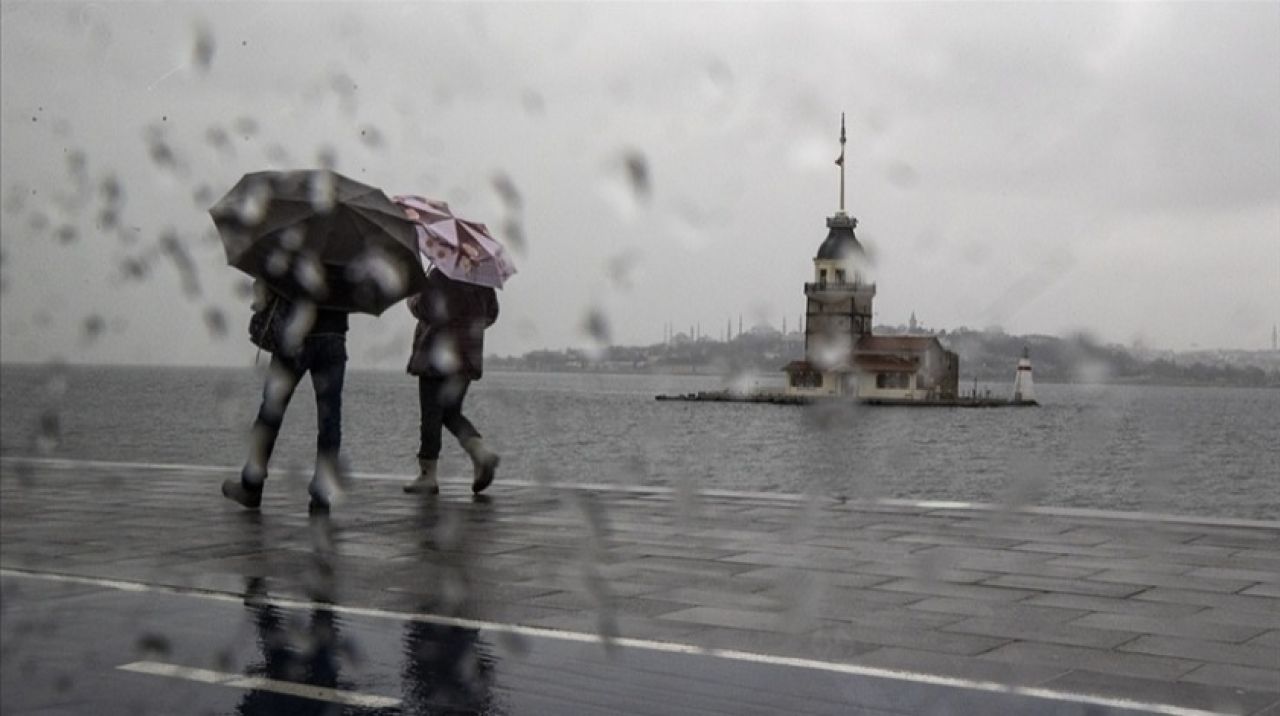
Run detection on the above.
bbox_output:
[782,317,787,335]
[1013,347,1035,404]
[909,312,918,333]
[1273,324,1278,351]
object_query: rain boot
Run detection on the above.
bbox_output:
[461,437,499,494]
[221,466,264,509]
[403,459,440,495]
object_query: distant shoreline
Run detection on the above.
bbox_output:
[3,361,1275,390]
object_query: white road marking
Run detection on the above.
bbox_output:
[117,660,400,708]
[3,568,1231,716]
[4,455,1277,529]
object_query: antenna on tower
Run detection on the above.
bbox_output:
[834,112,847,214]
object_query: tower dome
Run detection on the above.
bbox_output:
[815,212,863,261]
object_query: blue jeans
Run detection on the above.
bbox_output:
[244,334,347,482]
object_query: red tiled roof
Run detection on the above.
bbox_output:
[853,354,918,372]
[855,335,938,353]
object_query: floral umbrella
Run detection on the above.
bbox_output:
[392,195,517,289]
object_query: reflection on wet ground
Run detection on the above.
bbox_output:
[5,576,1175,716]
[2,459,1278,715]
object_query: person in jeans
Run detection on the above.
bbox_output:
[223,282,350,511]
[402,269,500,495]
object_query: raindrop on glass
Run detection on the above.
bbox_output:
[204,306,228,338]
[192,23,215,71]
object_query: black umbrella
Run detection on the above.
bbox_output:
[209,169,426,315]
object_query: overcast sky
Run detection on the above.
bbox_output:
[1,1,1277,368]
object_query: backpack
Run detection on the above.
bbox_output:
[248,292,284,354]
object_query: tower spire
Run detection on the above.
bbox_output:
[835,112,847,214]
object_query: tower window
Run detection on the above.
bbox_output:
[818,269,827,284]
[835,269,846,283]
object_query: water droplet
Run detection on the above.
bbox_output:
[491,173,522,210]
[237,179,272,225]
[192,23,215,71]
[119,256,149,281]
[581,309,610,343]
[204,307,227,338]
[622,150,650,201]
[315,146,338,170]
[135,633,172,658]
[205,126,231,152]
[308,172,335,212]
[358,125,383,148]
[233,116,258,136]
[82,315,105,342]
[159,230,202,298]
[280,301,316,353]
[35,410,61,454]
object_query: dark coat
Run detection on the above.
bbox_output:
[406,271,499,380]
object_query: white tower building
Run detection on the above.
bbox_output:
[1012,347,1035,404]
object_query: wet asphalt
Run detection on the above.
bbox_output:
[2,575,1161,716]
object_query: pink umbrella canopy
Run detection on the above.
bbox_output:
[392,194,517,289]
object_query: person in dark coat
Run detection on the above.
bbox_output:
[402,269,500,495]
[222,279,350,512]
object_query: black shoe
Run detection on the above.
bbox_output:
[222,476,263,509]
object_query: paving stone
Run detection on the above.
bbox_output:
[941,616,1139,649]
[1118,634,1280,670]
[1246,630,1280,649]
[1135,587,1280,614]
[886,533,1026,549]
[815,605,966,632]
[1022,592,1207,619]
[980,574,1149,598]
[1086,569,1261,594]
[1069,612,1266,643]
[904,546,1050,573]
[980,641,1201,681]
[731,565,895,589]
[618,555,761,578]
[1244,583,1280,599]
[1043,555,1194,575]
[1186,566,1280,584]
[870,578,1042,603]
[810,620,1012,656]
[658,606,797,633]
[1185,608,1280,631]
[906,596,1090,624]
[851,561,1004,584]
[1036,668,1280,715]
[1180,663,1280,691]
[851,646,1070,687]
[645,586,780,610]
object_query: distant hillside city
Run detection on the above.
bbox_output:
[490,322,1280,388]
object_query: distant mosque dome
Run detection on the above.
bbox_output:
[815,213,864,261]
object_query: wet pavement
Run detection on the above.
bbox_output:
[2,457,1278,715]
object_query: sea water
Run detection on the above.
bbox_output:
[2,364,1276,520]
